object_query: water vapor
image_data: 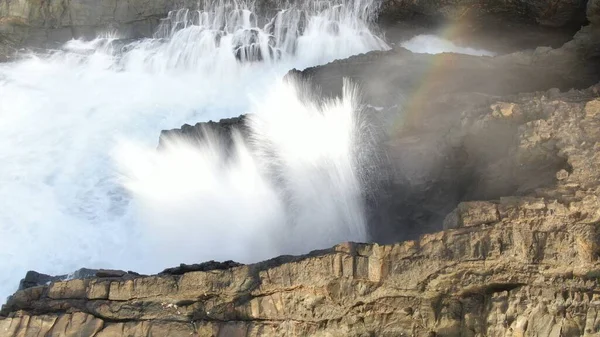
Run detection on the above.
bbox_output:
[116,79,368,267]
[401,34,496,56]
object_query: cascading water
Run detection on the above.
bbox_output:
[0,0,387,302]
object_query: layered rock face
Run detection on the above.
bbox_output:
[2,82,600,337]
[0,0,178,47]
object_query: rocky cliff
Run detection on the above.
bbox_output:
[3,78,600,337]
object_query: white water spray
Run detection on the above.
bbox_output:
[117,79,367,267]
[401,34,495,56]
[0,0,386,302]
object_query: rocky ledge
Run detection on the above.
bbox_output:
[3,83,600,336]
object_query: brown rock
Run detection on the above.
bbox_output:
[47,279,87,300]
[491,102,517,117]
[86,280,109,300]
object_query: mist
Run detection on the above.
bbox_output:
[116,79,368,268]
[401,34,496,56]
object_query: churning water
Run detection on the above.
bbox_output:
[401,34,496,56]
[0,0,387,301]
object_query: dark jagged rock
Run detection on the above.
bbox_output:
[94,269,127,278]
[17,271,63,291]
[160,261,244,275]
[158,115,247,150]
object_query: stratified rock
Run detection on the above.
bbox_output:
[2,85,600,336]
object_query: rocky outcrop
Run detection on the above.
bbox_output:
[158,115,247,149]
[380,0,588,27]
[2,80,600,337]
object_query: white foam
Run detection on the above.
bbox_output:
[0,0,386,302]
[401,34,496,56]
[116,79,367,267]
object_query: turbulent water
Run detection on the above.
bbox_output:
[0,0,497,302]
[117,80,369,267]
[401,34,496,56]
[0,0,387,302]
